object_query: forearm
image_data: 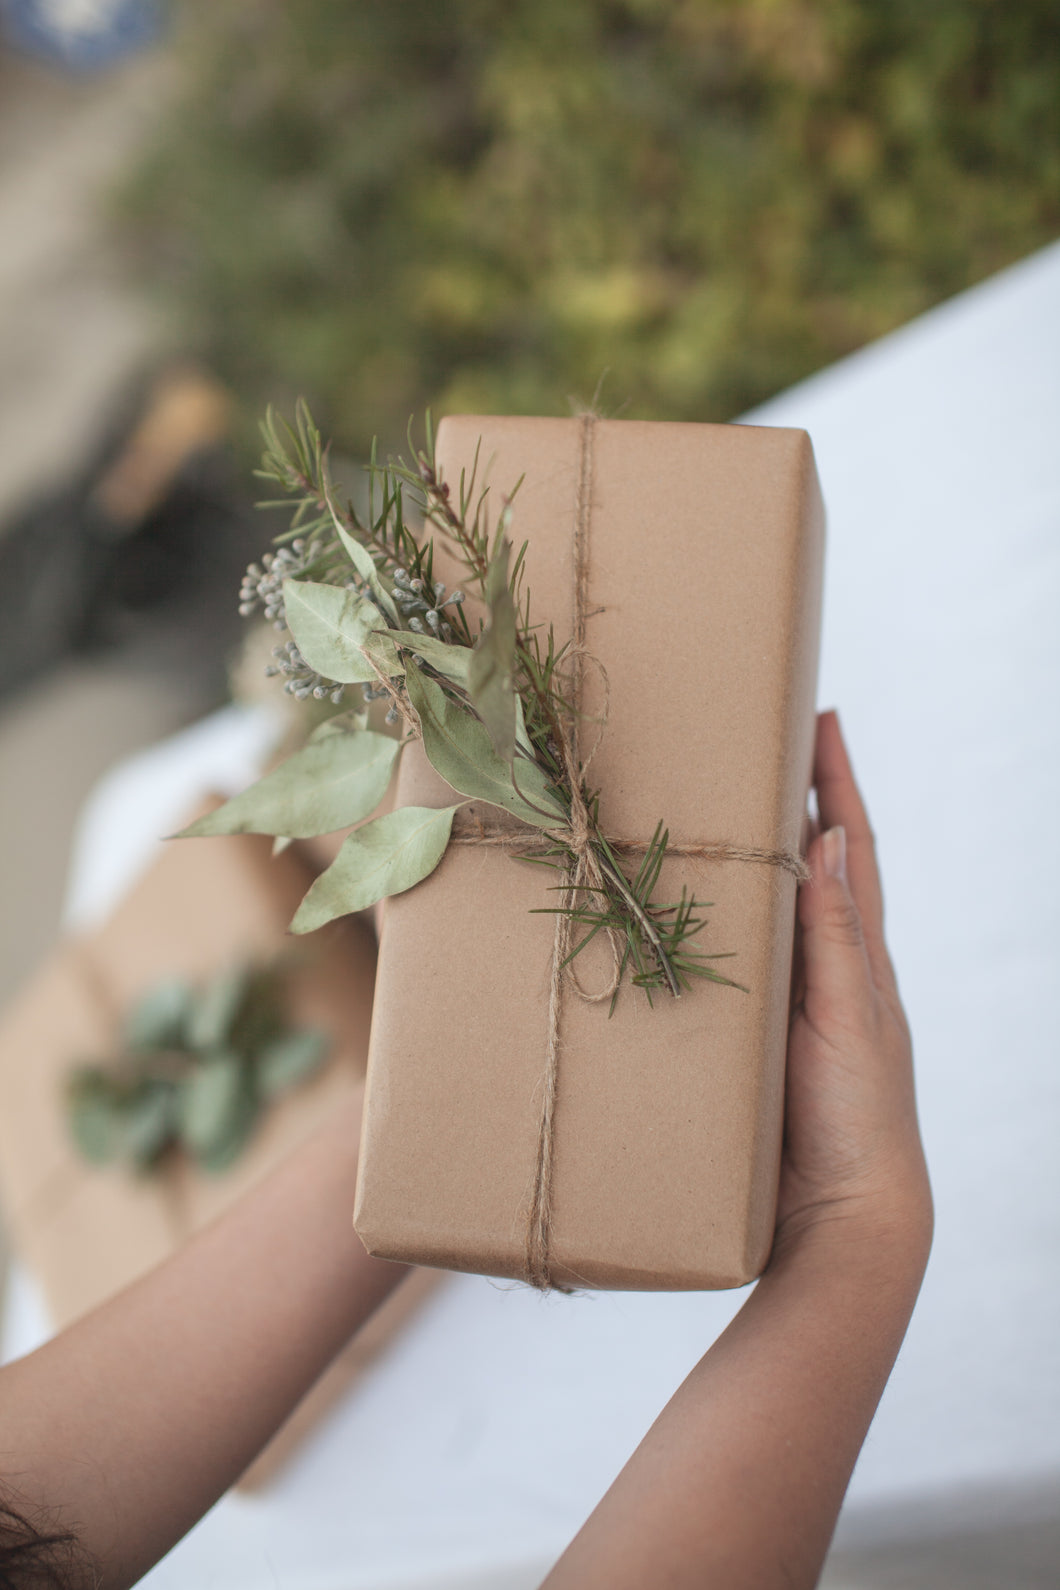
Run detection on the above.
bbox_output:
[548,712,931,1588]
[1,1090,406,1589]
[545,1213,929,1590]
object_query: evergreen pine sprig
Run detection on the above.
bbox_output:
[185,402,744,1008]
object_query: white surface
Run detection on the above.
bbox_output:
[6,241,1060,1586]
[746,238,1060,1501]
[62,701,284,932]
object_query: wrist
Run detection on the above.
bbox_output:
[769,1183,933,1293]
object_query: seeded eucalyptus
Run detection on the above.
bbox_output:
[67,965,328,1174]
[184,402,742,1008]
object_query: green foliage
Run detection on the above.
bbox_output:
[468,533,519,761]
[123,0,1060,454]
[291,804,463,931]
[257,1029,331,1096]
[281,579,398,684]
[192,402,742,1005]
[123,978,194,1050]
[534,821,746,1013]
[66,964,329,1175]
[179,1051,251,1166]
[387,630,473,690]
[179,730,400,839]
[404,666,559,828]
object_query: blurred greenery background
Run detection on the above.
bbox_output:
[122,0,1060,459]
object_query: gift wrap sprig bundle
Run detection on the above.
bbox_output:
[68,965,329,1174]
[185,402,744,1012]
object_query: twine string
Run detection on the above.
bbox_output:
[449,817,810,882]
[526,411,596,1289]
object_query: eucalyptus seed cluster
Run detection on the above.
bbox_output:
[265,639,346,704]
[244,537,360,704]
[239,538,321,628]
[360,675,406,728]
[390,566,465,640]
[352,567,467,726]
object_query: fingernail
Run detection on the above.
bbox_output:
[821,825,847,882]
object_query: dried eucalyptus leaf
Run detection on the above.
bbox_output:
[308,707,369,741]
[194,1097,258,1172]
[121,1083,177,1169]
[179,1051,249,1157]
[468,538,517,761]
[469,643,517,761]
[389,631,472,690]
[405,666,560,829]
[283,579,402,684]
[514,692,536,760]
[326,508,401,625]
[291,804,461,932]
[186,966,251,1051]
[67,1071,121,1164]
[124,980,194,1051]
[192,1077,259,1173]
[256,1029,329,1097]
[177,732,401,840]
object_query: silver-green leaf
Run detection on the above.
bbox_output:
[404,666,560,829]
[177,731,401,840]
[308,707,369,741]
[389,631,472,690]
[185,966,251,1050]
[122,1083,177,1169]
[195,1091,258,1173]
[256,1029,329,1097]
[291,804,461,932]
[468,537,518,761]
[124,980,194,1051]
[284,579,401,684]
[324,500,401,625]
[67,1073,121,1164]
[180,1051,248,1157]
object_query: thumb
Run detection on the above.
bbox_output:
[798,826,874,1023]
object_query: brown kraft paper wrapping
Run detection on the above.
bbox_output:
[354,415,824,1291]
[0,810,440,1487]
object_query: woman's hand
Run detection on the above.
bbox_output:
[545,710,933,1590]
[773,710,932,1268]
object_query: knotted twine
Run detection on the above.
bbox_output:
[450,414,808,1291]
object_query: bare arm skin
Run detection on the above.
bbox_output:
[543,709,933,1589]
[0,709,929,1590]
[0,1089,406,1590]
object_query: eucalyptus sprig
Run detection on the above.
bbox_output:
[185,402,743,1008]
[67,965,329,1174]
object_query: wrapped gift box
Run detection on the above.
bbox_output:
[0,809,438,1486]
[354,416,824,1291]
